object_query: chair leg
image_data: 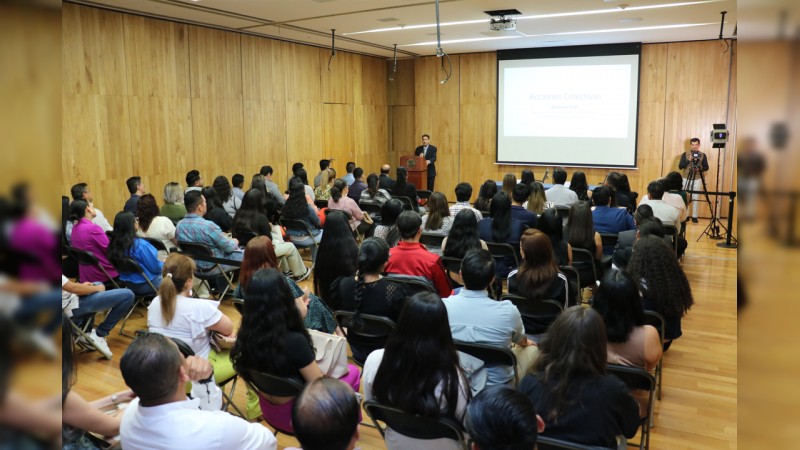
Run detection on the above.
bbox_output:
[118,298,144,338]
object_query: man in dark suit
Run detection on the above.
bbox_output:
[414,134,437,191]
[378,164,395,190]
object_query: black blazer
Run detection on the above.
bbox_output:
[378,174,395,190]
[415,145,437,176]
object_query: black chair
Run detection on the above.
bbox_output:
[234,230,259,247]
[364,399,467,450]
[662,225,679,254]
[559,265,581,306]
[242,368,305,435]
[358,202,383,217]
[161,335,244,418]
[643,310,666,405]
[67,246,121,288]
[231,297,244,315]
[420,233,445,252]
[454,341,518,386]
[279,218,319,263]
[486,242,520,296]
[383,274,437,297]
[555,205,571,222]
[142,237,170,254]
[417,190,433,201]
[600,233,619,249]
[392,196,415,211]
[177,241,238,300]
[571,248,599,290]
[441,256,463,288]
[314,198,329,210]
[501,293,564,336]
[537,435,623,450]
[333,311,396,366]
[113,257,160,337]
[607,365,655,450]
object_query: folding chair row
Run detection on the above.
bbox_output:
[177,241,240,300]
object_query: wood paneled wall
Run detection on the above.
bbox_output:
[62,3,388,214]
[394,41,737,214]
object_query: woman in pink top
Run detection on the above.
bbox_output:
[69,200,119,283]
[327,179,374,237]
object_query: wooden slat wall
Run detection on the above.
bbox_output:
[62,3,389,212]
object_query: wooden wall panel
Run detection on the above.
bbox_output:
[357,57,388,106]
[458,53,497,200]
[321,50,358,105]
[62,4,127,96]
[284,44,321,103]
[285,102,324,173]
[123,15,189,98]
[389,105,415,174]
[355,105,389,174]
[128,96,193,178]
[190,98,245,176]
[189,26,242,99]
[636,43,669,193]
[241,36,286,103]
[388,59,415,106]
[243,100,288,183]
[415,55,460,107]
[322,103,356,167]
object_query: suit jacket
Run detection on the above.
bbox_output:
[378,174,395,190]
[415,145,437,176]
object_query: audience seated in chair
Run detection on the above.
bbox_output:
[258,165,286,206]
[591,186,636,241]
[362,292,474,450]
[67,183,112,241]
[473,179,497,213]
[545,168,579,208]
[68,200,120,285]
[477,192,524,279]
[518,306,640,448]
[212,175,242,218]
[384,211,451,298]
[360,173,392,206]
[441,209,488,287]
[612,205,663,270]
[107,212,163,296]
[290,378,360,450]
[119,333,277,450]
[525,181,553,215]
[568,171,592,203]
[175,190,243,270]
[511,183,538,229]
[328,179,373,237]
[443,249,537,386]
[373,199,403,247]
[161,182,187,224]
[638,180,681,229]
[281,177,324,261]
[313,211,359,309]
[232,173,246,201]
[378,164,396,191]
[185,169,203,193]
[123,176,145,214]
[390,167,420,213]
[464,385,545,450]
[449,182,483,221]
[421,192,454,236]
[537,208,572,266]
[136,193,177,254]
[200,186,233,233]
[347,167,368,202]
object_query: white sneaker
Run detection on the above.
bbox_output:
[88,330,113,359]
[29,330,57,359]
[296,267,312,282]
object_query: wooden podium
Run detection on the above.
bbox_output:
[400,155,427,190]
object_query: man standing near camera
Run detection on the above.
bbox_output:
[678,137,709,223]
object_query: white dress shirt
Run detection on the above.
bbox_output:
[120,397,277,450]
[639,199,681,228]
[545,184,579,207]
[639,192,687,222]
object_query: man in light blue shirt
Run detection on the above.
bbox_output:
[343,161,356,186]
[443,249,537,385]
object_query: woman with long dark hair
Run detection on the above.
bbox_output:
[442,209,487,286]
[330,237,407,362]
[477,192,524,278]
[566,202,603,261]
[519,306,640,447]
[569,171,591,202]
[509,229,571,307]
[390,167,419,212]
[360,173,391,206]
[294,167,316,202]
[420,191,453,236]
[605,172,632,211]
[328,179,373,236]
[200,186,232,232]
[362,292,471,450]
[69,200,119,284]
[282,177,323,261]
[520,169,535,186]
[474,180,498,213]
[107,212,163,296]
[231,268,360,433]
[213,175,241,218]
[374,198,404,247]
[313,210,359,309]
[537,208,572,266]
[501,173,517,198]
[627,235,693,350]
[136,193,177,253]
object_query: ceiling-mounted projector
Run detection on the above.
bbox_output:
[489,17,517,31]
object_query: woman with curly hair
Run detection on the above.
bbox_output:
[420,191,453,236]
[329,237,407,363]
[626,235,693,350]
[313,210,359,309]
[231,268,360,433]
[362,292,472,450]
[519,306,640,447]
[135,193,177,253]
[474,179,498,213]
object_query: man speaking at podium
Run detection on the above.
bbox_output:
[414,133,437,191]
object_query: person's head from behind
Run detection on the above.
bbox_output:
[637,219,665,239]
[526,181,547,214]
[592,186,612,207]
[200,186,222,211]
[126,176,143,195]
[295,168,310,185]
[239,236,279,290]
[107,211,137,268]
[345,162,355,175]
[427,191,449,217]
[324,169,337,186]
[319,159,331,171]
[136,194,160,229]
[396,210,422,241]
[183,190,205,215]
[570,171,588,191]
[163,182,184,205]
[357,237,390,276]
[212,176,232,202]
[519,228,556,270]
[664,171,683,191]
[353,167,364,180]
[380,164,391,175]
[232,173,245,189]
[455,182,473,203]
[380,199,404,226]
[647,180,665,200]
[478,180,498,202]
[533,306,607,420]
[68,199,93,222]
[520,169,535,186]
[537,208,563,242]
[292,162,304,176]
[70,182,91,202]
[553,168,567,185]
[259,165,273,178]
[158,253,195,325]
[502,173,517,195]
[366,173,379,193]
[240,188,265,215]
[330,179,348,202]
[465,385,544,450]
[396,166,408,185]
[591,269,644,343]
[292,378,360,450]
[120,333,184,406]
[460,249,495,291]
[633,203,654,226]
[322,210,353,238]
[512,183,530,205]
[186,170,202,188]
[489,191,511,220]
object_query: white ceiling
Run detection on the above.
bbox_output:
[68,0,737,58]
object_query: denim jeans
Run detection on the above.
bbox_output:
[71,288,136,337]
[14,289,61,334]
[125,276,162,296]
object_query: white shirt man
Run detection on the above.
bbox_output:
[639,180,683,228]
[639,191,687,223]
[545,169,578,207]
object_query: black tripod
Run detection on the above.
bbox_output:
[685,160,728,241]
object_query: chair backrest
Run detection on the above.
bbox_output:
[383,274,436,297]
[662,225,678,253]
[232,297,244,315]
[235,230,259,246]
[485,242,520,269]
[358,202,382,216]
[325,208,352,221]
[607,364,656,406]
[570,248,598,287]
[642,310,666,345]
[537,435,618,450]
[142,237,169,253]
[501,294,564,318]
[392,196,414,211]
[334,311,396,364]
[600,233,619,248]
[417,190,433,200]
[177,241,214,259]
[169,336,196,357]
[314,199,329,209]
[420,233,445,249]
[453,341,517,383]
[558,265,581,305]
[555,205,571,222]
[245,368,305,398]
[67,246,119,287]
[363,400,467,447]
[440,256,463,274]
[279,218,316,237]
[117,257,159,295]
